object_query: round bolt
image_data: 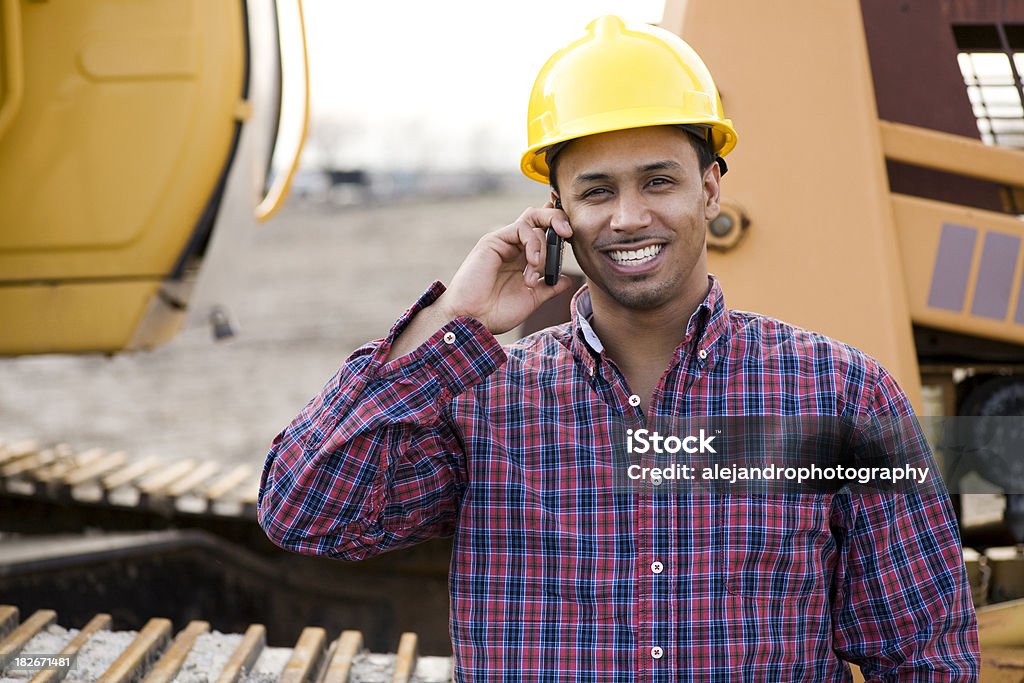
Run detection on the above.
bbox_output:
[709,214,735,238]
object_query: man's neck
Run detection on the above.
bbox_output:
[589,277,711,376]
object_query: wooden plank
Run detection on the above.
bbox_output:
[0,606,18,641]
[0,609,56,659]
[205,465,252,501]
[136,460,196,496]
[96,617,171,683]
[1,449,56,478]
[0,440,39,466]
[63,452,128,486]
[29,613,112,683]
[34,448,106,483]
[391,632,418,683]
[141,620,209,683]
[319,630,363,683]
[239,478,263,518]
[280,627,326,683]
[101,456,161,490]
[214,624,265,683]
[237,478,261,505]
[166,461,220,498]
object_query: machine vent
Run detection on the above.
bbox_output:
[954,24,1024,148]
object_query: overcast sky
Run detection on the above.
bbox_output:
[297,0,666,172]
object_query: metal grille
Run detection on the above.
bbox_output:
[955,24,1024,148]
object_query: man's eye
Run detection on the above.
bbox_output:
[648,177,673,187]
[581,188,609,199]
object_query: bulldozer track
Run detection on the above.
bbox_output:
[0,439,262,523]
[0,605,453,682]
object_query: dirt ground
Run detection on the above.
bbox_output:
[0,187,548,468]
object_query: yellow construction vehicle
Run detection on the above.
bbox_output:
[0,0,308,355]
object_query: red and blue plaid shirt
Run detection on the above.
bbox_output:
[258,277,979,681]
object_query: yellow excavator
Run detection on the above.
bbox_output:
[0,0,308,355]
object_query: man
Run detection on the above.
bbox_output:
[258,16,979,681]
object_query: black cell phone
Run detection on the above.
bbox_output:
[545,199,565,286]
[544,227,564,286]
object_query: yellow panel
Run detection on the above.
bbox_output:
[892,194,1024,346]
[667,0,923,408]
[0,0,243,279]
[880,120,1024,189]
[979,598,1024,649]
[79,34,199,80]
[0,281,169,355]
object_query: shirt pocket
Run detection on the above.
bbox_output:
[721,494,832,601]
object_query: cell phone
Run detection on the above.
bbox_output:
[545,199,565,286]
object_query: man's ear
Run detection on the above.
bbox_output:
[550,189,562,210]
[703,160,722,222]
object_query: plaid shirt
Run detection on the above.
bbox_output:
[258,277,979,682]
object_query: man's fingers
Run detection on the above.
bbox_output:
[523,265,537,288]
[517,223,546,268]
[534,273,574,302]
[487,207,573,270]
[550,215,573,240]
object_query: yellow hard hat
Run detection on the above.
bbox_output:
[520,15,738,184]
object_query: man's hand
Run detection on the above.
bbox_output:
[384,204,574,361]
[437,205,574,334]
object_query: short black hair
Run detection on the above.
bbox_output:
[547,125,717,196]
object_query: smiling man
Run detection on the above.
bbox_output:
[258,16,978,681]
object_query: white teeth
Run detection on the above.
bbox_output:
[609,244,663,265]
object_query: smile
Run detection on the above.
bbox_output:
[608,244,663,266]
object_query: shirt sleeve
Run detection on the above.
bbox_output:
[831,367,980,681]
[256,281,507,560]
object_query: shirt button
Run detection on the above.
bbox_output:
[698,348,708,359]
[628,394,641,407]
[651,561,664,574]
[651,646,664,660]
[443,332,456,345]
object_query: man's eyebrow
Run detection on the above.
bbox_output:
[571,160,684,186]
[639,160,683,173]
[572,172,612,186]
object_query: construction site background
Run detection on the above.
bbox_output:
[0,183,542,467]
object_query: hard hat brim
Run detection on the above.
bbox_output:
[521,114,737,184]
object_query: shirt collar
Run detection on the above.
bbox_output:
[569,275,731,365]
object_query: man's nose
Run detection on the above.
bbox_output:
[610,190,652,233]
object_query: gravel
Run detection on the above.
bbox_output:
[63,630,138,682]
[238,646,292,682]
[1,624,74,681]
[0,624,456,681]
[172,632,243,683]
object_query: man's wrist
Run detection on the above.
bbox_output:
[432,292,470,325]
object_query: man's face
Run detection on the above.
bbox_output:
[554,126,721,312]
